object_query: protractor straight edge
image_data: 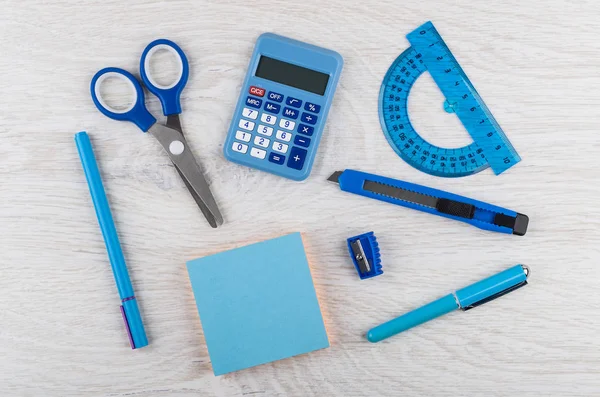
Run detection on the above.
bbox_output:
[378,21,521,178]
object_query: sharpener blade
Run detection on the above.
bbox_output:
[350,239,371,274]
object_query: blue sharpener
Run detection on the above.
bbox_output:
[347,232,383,280]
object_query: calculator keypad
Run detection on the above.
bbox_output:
[231,87,323,172]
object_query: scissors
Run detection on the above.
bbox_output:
[90,39,223,228]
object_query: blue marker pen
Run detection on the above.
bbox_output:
[75,131,148,349]
[367,264,529,342]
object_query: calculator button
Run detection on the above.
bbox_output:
[242,107,258,120]
[287,147,307,170]
[246,96,262,108]
[297,124,314,136]
[267,91,284,102]
[301,113,317,125]
[264,102,281,114]
[272,141,289,154]
[276,130,292,142]
[238,119,255,131]
[254,136,270,148]
[249,86,265,97]
[282,107,299,119]
[260,113,277,125]
[250,147,266,159]
[279,119,295,130]
[294,135,311,148]
[304,102,321,113]
[235,130,251,142]
[232,142,248,154]
[269,153,286,165]
[286,97,302,108]
[257,125,274,136]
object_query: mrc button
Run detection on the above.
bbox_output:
[246,96,263,109]
[249,86,265,97]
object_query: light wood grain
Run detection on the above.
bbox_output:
[1,0,600,395]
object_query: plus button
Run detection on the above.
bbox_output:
[287,147,307,170]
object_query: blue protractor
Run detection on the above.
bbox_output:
[379,21,521,177]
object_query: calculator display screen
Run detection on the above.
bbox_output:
[255,56,330,96]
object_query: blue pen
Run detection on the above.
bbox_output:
[75,131,148,349]
[367,264,530,342]
[328,169,529,236]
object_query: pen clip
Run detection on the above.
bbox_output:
[461,280,528,311]
[120,305,136,349]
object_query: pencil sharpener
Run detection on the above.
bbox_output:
[346,231,382,280]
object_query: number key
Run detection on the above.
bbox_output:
[261,113,277,125]
[279,119,295,130]
[232,142,248,154]
[254,136,270,148]
[257,124,273,136]
[238,119,255,131]
[276,130,292,142]
[235,130,251,142]
[242,108,258,120]
[272,141,289,154]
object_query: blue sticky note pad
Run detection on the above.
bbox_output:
[186,232,329,375]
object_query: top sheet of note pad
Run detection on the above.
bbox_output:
[186,232,329,375]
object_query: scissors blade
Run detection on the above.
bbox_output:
[149,124,223,228]
[164,114,218,226]
[174,166,219,228]
[166,115,183,135]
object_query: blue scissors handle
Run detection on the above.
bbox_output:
[140,39,189,116]
[90,67,157,132]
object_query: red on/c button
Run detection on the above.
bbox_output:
[249,86,265,97]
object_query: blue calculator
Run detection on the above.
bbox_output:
[224,33,343,181]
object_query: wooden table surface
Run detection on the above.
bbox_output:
[2,1,599,396]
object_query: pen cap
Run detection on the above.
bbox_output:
[455,264,528,309]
